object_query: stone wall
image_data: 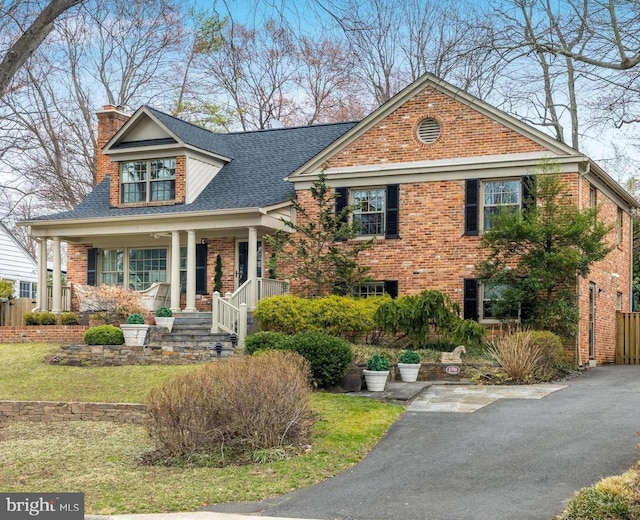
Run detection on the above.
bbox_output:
[0,400,147,424]
[0,325,88,344]
[50,344,233,366]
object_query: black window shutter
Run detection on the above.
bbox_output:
[464,179,479,236]
[196,243,207,294]
[522,175,536,211]
[384,280,398,298]
[87,248,98,286]
[385,184,400,239]
[335,187,349,223]
[463,278,479,321]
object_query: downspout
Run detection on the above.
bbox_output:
[576,162,589,367]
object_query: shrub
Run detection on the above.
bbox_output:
[245,331,288,355]
[83,325,124,345]
[487,330,556,383]
[60,312,80,325]
[155,307,172,318]
[367,354,390,371]
[280,332,353,388]
[528,330,565,376]
[399,350,421,364]
[24,311,58,325]
[38,311,58,325]
[125,313,145,324]
[253,294,387,341]
[145,350,313,462]
[0,279,15,299]
[74,284,145,324]
[558,487,637,520]
[23,312,40,326]
[374,290,485,348]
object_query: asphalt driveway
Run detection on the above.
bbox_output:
[205,366,640,520]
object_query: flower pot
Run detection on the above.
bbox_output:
[363,369,389,392]
[120,324,149,347]
[155,316,175,333]
[398,363,421,382]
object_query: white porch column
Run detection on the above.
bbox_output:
[185,230,197,312]
[36,238,48,311]
[170,231,181,312]
[248,226,258,309]
[51,237,62,313]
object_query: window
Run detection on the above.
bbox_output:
[19,281,36,298]
[101,249,124,285]
[352,188,385,236]
[481,179,521,230]
[481,282,519,321]
[617,292,623,312]
[589,184,597,209]
[353,282,386,298]
[128,248,167,291]
[121,158,176,203]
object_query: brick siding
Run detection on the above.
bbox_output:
[0,326,88,344]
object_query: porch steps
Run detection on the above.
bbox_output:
[154,312,237,353]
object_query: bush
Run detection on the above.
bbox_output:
[366,354,390,371]
[126,313,145,324]
[487,329,563,383]
[23,312,40,326]
[0,279,15,299]
[559,487,638,520]
[280,332,353,388]
[145,350,313,462]
[60,312,80,325]
[155,307,172,318]
[83,325,124,345]
[74,284,145,324]
[23,311,58,325]
[245,331,288,355]
[253,294,388,341]
[399,350,421,364]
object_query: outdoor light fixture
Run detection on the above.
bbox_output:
[229,333,238,349]
[214,342,223,357]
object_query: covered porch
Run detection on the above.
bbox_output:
[22,208,292,315]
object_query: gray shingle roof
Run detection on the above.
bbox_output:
[34,115,357,222]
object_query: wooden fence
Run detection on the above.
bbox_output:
[616,312,640,364]
[0,298,36,327]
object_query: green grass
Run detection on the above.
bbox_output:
[0,343,404,514]
[0,343,198,402]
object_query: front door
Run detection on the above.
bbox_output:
[236,240,263,287]
[589,282,596,360]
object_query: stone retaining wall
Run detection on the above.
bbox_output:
[0,325,88,344]
[50,344,232,366]
[0,400,147,424]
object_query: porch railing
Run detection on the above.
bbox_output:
[46,284,72,312]
[211,277,290,347]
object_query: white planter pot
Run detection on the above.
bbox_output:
[363,369,389,392]
[121,324,149,347]
[155,316,175,333]
[398,363,421,382]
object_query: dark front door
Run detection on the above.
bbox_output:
[237,241,262,286]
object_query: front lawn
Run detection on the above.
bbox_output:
[0,343,404,515]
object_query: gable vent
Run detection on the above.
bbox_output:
[417,118,441,144]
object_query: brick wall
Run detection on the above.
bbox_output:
[0,326,88,344]
[0,401,147,424]
[96,106,130,185]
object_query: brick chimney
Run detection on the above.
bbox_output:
[95,105,130,186]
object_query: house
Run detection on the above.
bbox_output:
[0,222,38,299]
[19,73,638,365]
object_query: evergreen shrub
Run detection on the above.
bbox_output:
[84,325,124,345]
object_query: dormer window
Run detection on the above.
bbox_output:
[121,158,176,203]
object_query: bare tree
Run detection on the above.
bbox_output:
[0,0,83,98]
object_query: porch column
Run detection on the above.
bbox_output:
[36,238,48,311]
[185,230,197,312]
[170,231,181,312]
[51,237,62,313]
[248,226,258,309]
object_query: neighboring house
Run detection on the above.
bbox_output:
[0,222,38,299]
[20,73,638,365]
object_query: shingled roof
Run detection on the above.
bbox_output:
[35,115,358,221]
